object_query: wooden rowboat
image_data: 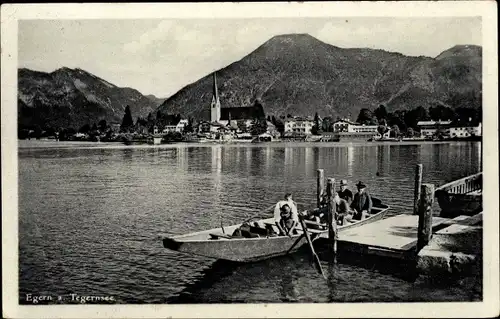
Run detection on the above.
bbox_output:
[163,198,389,262]
[435,172,482,218]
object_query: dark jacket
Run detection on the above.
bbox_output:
[351,191,372,213]
[337,189,353,204]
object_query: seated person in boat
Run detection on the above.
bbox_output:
[318,180,353,207]
[276,204,298,237]
[274,193,298,221]
[311,193,352,226]
[337,179,354,204]
[334,192,353,225]
[350,181,372,220]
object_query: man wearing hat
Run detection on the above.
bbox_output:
[337,179,353,204]
[350,181,372,220]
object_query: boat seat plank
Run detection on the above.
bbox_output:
[209,233,232,239]
[304,220,327,227]
[262,222,324,235]
[263,221,277,227]
[300,228,325,234]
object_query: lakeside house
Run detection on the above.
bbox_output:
[331,119,391,141]
[284,117,315,135]
[162,119,189,133]
[449,121,482,138]
[417,120,452,138]
[417,119,482,139]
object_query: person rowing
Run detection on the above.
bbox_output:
[276,204,298,237]
[274,194,299,237]
[274,193,298,220]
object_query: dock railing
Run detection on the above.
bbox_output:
[434,172,482,195]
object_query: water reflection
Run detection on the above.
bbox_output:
[327,263,337,302]
[121,148,133,161]
[265,146,272,174]
[376,145,392,177]
[312,147,320,171]
[211,146,222,210]
[278,259,300,302]
[347,145,354,177]
[284,146,294,170]
[165,245,419,304]
[211,145,222,173]
[19,141,482,304]
[176,146,187,170]
[304,147,313,178]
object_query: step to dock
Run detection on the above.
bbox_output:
[416,213,482,277]
[336,214,450,260]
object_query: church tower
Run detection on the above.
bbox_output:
[210,72,221,123]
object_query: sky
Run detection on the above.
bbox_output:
[18,17,482,98]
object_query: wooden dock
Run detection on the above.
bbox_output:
[312,167,483,267]
[335,214,451,260]
[329,212,483,261]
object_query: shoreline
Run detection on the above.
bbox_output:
[17,138,481,150]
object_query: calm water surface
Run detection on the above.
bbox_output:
[18,141,482,303]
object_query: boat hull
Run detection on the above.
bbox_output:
[435,192,482,218]
[435,172,482,218]
[164,228,310,262]
[163,200,389,262]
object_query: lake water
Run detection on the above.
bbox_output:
[18,140,482,303]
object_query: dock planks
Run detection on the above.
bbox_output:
[336,214,450,259]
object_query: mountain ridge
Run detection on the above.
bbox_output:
[17,34,482,129]
[18,67,161,129]
[158,33,481,121]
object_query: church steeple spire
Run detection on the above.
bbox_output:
[213,72,219,102]
[210,71,221,122]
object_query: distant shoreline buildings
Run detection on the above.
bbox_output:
[161,73,484,143]
[18,71,482,143]
[199,72,394,142]
[417,119,482,139]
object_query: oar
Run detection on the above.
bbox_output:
[298,214,326,279]
[220,216,226,234]
[286,233,305,254]
[242,204,276,224]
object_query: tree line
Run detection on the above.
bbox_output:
[18,101,481,140]
[308,104,481,137]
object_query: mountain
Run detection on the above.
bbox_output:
[145,94,166,106]
[158,34,482,121]
[18,67,158,129]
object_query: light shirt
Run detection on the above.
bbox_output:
[273,200,299,222]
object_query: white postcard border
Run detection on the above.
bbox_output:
[2,2,498,318]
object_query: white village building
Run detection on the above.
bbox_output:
[162,119,189,133]
[332,119,391,140]
[284,117,315,135]
[417,120,452,138]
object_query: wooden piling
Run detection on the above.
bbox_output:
[413,164,423,215]
[317,169,325,208]
[326,178,338,262]
[417,183,434,252]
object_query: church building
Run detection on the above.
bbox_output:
[209,72,265,128]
